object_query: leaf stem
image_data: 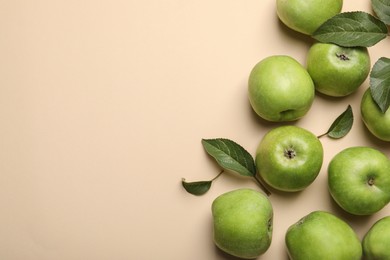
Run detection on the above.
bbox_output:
[254,175,271,196]
[211,169,224,181]
[317,132,328,139]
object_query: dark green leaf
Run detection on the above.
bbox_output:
[312,11,388,47]
[370,57,390,113]
[181,179,212,196]
[326,105,354,138]
[202,138,256,177]
[372,0,390,25]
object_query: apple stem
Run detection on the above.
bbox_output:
[254,175,271,196]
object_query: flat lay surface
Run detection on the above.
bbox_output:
[1,0,389,259]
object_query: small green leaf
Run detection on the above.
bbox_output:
[181,170,223,196]
[370,57,390,113]
[325,105,354,139]
[372,0,390,25]
[312,11,388,47]
[181,179,212,196]
[202,138,256,177]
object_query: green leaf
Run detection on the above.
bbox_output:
[372,0,390,25]
[181,179,212,196]
[370,57,390,113]
[201,138,256,177]
[325,105,354,139]
[312,11,388,47]
[181,170,223,196]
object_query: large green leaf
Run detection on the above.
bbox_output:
[201,138,256,177]
[312,11,388,47]
[370,57,390,113]
[372,0,390,25]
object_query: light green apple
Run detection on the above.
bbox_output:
[328,146,390,215]
[361,88,390,142]
[212,188,273,259]
[307,42,371,97]
[276,0,343,35]
[256,125,323,192]
[248,55,315,122]
[363,216,390,260]
[286,211,362,260]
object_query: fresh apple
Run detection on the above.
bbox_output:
[328,146,390,215]
[255,125,323,192]
[361,88,390,141]
[307,42,371,97]
[362,216,390,259]
[211,188,273,259]
[248,55,315,122]
[286,211,362,260]
[276,0,343,35]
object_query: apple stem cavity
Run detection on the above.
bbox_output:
[367,176,375,186]
[336,53,350,61]
[284,148,296,159]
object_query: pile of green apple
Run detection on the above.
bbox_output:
[212,144,390,259]
[185,0,390,259]
[250,0,390,144]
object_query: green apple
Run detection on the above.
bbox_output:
[255,125,323,192]
[328,146,390,215]
[276,0,343,35]
[286,211,362,260]
[361,88,390,141]
[248,55,315,122]
[212,188,273,259]
[307,42,371,97]
[363,216,390,260]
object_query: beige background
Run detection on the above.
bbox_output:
[1,0,389,259]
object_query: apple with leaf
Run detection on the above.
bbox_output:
[180,0,390,259]
[308,9,390,141]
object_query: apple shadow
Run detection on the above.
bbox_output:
[213,242,287,260]
[213,246,255,260]
[275,14,316,49]
[315,90,345,103]
[246,85,363,131]
[313,88,362,106]
[326,191,375,228]
[246,101,281,128]
[246,99,308,131]
[252,172,311,205]
[208,220,245,260]
[358,118,390,148]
